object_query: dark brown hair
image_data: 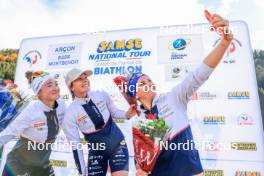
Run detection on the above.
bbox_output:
[25,71,33,85]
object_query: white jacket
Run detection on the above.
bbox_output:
[139,63,214,140]
[0,99,66,147]
[62,90,127,174]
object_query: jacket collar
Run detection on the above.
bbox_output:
[74,91,91,104]
[37,99,58,112]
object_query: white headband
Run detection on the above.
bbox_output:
[31,74,52,94]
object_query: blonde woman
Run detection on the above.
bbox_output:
[0,71,66,176]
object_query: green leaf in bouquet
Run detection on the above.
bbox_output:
[134,118,171,143]
[149,121,155,126]
[156,123,162,128]
[157,118,165,126]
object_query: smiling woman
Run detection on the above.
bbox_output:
[0,71,66,176]
[62,68,139,176]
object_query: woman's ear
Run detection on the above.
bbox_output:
[70,83,74,92]
[37,90,42,100]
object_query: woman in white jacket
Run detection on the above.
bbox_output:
[62,68,137,176]
[0,71,66,176]
[132,13,233,176]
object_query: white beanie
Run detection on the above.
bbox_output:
[31,73,52,94]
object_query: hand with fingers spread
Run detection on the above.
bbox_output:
[205,9,233,42]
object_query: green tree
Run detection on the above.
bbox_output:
[0,49,18,80]
[254,50,264,127]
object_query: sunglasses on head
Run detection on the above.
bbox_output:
[31,71,49,79]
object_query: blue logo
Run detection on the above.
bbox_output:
[23,50,42,67]
[168,38,192,51]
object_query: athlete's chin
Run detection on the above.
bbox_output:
[49,94,60,101]
[80,86,89,93]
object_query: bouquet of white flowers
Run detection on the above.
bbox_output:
[133,118,169,173]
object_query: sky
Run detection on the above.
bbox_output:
[0,0,263,50]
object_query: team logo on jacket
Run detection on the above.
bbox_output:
[77,115,88,124]
[96,101,106,111]
[91,160,99,165]
[57,112,65,122]
[33,120,46,131]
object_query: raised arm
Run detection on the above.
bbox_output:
[203,14,233,68]
[171,13,233,105]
